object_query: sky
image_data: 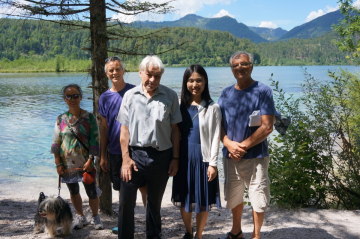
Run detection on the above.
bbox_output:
[111,0,360,31]
[1,0,360,31]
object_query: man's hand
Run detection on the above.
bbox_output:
[168,159,179,176]
[227,141,247,161]
[207,166,217,182]
[121,156,138,182]
[100,156,109,172]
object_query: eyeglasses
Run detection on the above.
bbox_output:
[105,56,122,63]
[64,94,81,100]
[231,62,252,69]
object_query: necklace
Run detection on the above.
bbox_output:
[68,109,82,126]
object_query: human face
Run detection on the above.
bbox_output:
[231,54,253,82]
[63,87,82,108]
[139,65,162,94]
[187,72,206,100]
[105,60,124,84]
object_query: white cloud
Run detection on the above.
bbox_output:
[212,9,234,18]
[306,9,325,22]
[326,5,338,13]
[305,5,339,22]
[354,0,360,8]
[110,0,235,22]
[259,21,278,29]
[0,1,28,18]
[111,13,137,23]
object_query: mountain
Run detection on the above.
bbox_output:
[202,16,268,43]
[137,14,206,28]
[279,10,344,41]
[132,14,268,43]
[248,27,288,41]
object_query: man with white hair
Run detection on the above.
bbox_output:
[218,51,275,239]
[117,55,182,239]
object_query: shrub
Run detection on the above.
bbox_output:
[269,68,360,209]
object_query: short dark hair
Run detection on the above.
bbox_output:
[104,56,124,72]
[61,84,83,96]
[180,64,212,111]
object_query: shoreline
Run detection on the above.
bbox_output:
[0,64,358,74]
[1,175,360,238]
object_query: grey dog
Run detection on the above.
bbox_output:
[34,192,73,236]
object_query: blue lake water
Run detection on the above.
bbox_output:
[1,65,359,183]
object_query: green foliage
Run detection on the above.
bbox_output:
[258,32,351,66]
[0,18,353,72]
[0,55,90,72]
[269,69,360,209]
[333,0,360,60]
[342,70,360,126]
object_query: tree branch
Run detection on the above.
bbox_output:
[21,0,89,7]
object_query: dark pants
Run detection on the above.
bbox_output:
[118,146,172,239]
[109,153,122,191]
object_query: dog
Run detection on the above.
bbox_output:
[34,192,73,236]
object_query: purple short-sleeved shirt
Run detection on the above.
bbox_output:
[98,83,135,154]
[218,81,276,159]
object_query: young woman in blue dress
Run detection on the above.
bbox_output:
[172,64,222,239]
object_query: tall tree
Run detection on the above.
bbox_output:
[333,0,360,61]
[0,0,174,214]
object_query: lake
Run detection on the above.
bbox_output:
[1,65,359,182]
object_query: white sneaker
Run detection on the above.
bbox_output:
[73,214,88,229]
[92,214,103,230]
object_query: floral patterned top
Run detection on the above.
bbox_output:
[51,110,99,183]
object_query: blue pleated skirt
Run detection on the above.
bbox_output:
[172,142,221,213]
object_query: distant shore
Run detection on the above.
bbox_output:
[0,60,355,73]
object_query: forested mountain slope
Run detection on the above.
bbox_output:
[133,14,268,43]
[279,10,344,40]
[0,18,352,72]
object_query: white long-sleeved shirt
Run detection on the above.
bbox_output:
[196,100,222,167]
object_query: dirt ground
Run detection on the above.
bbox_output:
[0,176,359,239]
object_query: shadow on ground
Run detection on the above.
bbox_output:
[1,199,359,239]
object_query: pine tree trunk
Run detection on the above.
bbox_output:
[89,0,112,215]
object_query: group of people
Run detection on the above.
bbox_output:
[51,50,275,239]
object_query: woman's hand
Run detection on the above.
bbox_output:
[83,159,94,172]
[207,166,217,182]
[56,165,66,176]
[168,159,179,176]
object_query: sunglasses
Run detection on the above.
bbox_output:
[64,94,81,100]
[105,56,121,63]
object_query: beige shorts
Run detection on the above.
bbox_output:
[223,156,270,213]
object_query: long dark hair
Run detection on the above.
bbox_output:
[180,64,212,112]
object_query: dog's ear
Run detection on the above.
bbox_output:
[38,192,47,205]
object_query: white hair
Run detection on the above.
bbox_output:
[139,55,164,74]
[229,51,254,65]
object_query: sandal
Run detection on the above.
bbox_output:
[219,231,244,239]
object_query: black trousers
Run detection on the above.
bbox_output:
[118,146,172,239]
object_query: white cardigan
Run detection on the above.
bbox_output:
[196,100,222,167]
